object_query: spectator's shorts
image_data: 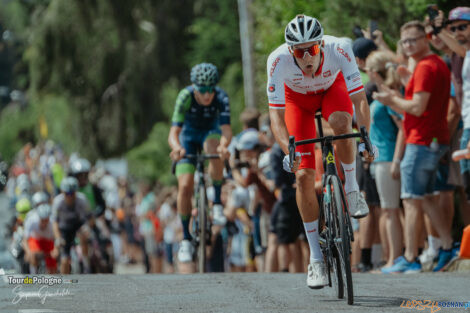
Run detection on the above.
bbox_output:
[400,144,448,199]
[176,125,221,176]
[373,162,400,209]
[435,158,455,192]
[357,157,380,207]
[460,128,470,174]
[270,196,303,244]
[284,73,354,170]
[143,233,164,257]
[28,237,57,269]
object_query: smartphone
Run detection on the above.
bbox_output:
[427,4,439,21]
[352,25,363,38]
[369,20,378,40]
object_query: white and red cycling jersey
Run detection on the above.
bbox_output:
[266,35,364,109]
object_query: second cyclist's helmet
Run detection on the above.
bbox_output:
[285,14,324,46]
[69,158,91,175]
[190,63,219,86]
[60,177,79,193]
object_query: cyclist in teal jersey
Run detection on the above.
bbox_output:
[168,63,232,263]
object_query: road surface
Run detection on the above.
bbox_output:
[0,272,468,313]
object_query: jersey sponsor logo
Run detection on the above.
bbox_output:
[336,46,351,62]
[293,78,302,81]
[268,84,275,92]
[323,70,332,78]
[269,57,280,77]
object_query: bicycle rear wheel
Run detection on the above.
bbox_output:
[197,184,207,273]
[329,175,354,305]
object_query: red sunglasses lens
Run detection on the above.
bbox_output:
[293,45,319,58]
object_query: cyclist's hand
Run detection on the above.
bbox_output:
[217,145,230,160]
[170,146,186,161]
[283,152,301,173]
[390,161,400,180]
[358,143,379,162]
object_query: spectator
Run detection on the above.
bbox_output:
[374,21,453,273]
[365,50,405,271]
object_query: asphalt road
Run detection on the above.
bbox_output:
[0,272,469,313]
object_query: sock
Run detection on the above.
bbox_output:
[360,248,372,266]
[341,161,359,194]
[428,235,441,253]
[303,220,323,263]
[213,180,222,204]
[180,214,192,240]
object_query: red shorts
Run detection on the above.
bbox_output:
[28,237,57,269]
[285,73,353,170]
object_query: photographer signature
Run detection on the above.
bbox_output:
[12,285,72,304]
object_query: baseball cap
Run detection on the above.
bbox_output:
[236,130,260,151]
[449,7,470,22]
[352,38,378,60]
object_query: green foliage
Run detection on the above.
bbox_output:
[126,122,174,185]
[0,105,35,161]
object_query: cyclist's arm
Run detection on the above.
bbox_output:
[269,108,290,154]
[168,88,191,150]
[220,124,232,149]
[350,91,371,131]
[168,126,183,150]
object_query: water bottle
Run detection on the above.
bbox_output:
[430,137,439,153]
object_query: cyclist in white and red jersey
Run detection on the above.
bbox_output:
[267,14,377,289]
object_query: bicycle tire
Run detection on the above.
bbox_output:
[324,180,344,299]
[330,175,354,305]
[197,184,207,273]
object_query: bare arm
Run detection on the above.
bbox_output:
[447,97,461,137]
[349,91,370,131]
[391,116,406,163]
[374,86,431,117]
[269,108,290,154]
[168,126,182,150]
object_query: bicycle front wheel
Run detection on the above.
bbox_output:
[197,184,207,273]
[329,175,354,305]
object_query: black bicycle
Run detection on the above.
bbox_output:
[172,152,229,273]
[288,112,372,305]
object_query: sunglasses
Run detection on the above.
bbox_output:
[291,44,321,58]
[65,191,75,196]
[450,23,469,33]
[195,85,215,94]
[399,35,425,46]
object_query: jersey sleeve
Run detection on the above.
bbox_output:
[51,197,59,223]
[171,88,192,127]
[412,62,436,94]
[335,39,364,96]
[217,89,231,125]
[266,53,286,109]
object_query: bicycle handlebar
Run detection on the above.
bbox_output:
[288,126,373,167]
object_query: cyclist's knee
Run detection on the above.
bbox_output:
[178,175,194,194]
[295,169,316,186]
[328,111,352,134]
[204,138,220,154]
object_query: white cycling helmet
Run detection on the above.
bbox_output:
[285,14,324,46]
[36,204,52,219]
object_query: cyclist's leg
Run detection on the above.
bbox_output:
[284,87,324,266]
[176,127,199,241]
[322,73,356,193]
[204,130,223,205]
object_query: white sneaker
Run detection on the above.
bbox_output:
[307,261,328,289]
[347,191,369,218]
[418,247,439,265]
[212,204,227,226]
[177,239,194,263]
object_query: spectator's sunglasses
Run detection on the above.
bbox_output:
[195,85,215,94]
[449,23,469,33]
[399,35,425,46]
[290,43,321,58]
